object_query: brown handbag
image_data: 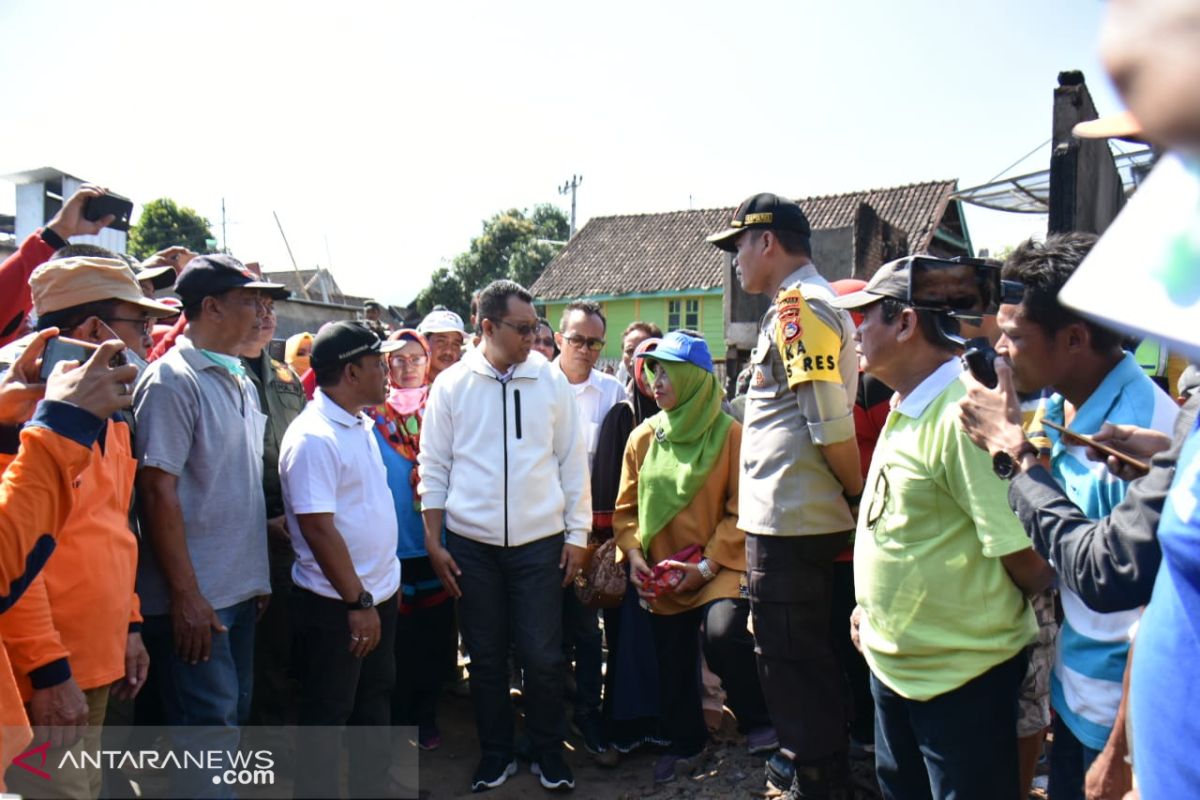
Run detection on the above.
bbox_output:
[573,537,626,609]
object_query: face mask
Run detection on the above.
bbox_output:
[201,349,247,378]
[123,348,149,381]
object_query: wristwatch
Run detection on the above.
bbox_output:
[993,442,1038,480]
[697,559,716,581]
[347,590,374,610]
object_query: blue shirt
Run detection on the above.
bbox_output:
[1046,353,1178,750]
[1132,416,1200,798]
[372,427,428,560]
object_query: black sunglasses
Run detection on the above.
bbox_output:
[491,318,539,337]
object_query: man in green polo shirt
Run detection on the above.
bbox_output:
[833,258,1051,800]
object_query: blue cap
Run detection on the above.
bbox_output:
[641,331,714,373]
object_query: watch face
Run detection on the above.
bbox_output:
[992,451,1016,480]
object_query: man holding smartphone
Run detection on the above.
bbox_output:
[0,185,118,348]
[0,256,173,799]
[958,233,1179,800]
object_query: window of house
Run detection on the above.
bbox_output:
[685,299,700,330]
[667,300,681,331]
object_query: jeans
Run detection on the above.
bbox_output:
[290,587,398,798]
[142,597,257,726]
[1047,714,1102,800]
[562,587,603,714]
[447,531,566,760]
[746,532,848,763]
[141,598,257,798]
[871,651,1026,800]
[652,598,771,756]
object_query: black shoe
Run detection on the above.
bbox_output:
[531,751,575,791]
[766,750,795,793]
[785,755,850,800]
[471,756,517,793]
[571,711,617,765]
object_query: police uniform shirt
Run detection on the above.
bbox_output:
[739,264,858,536]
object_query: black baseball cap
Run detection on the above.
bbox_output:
[174,254,288,306]
[706,192,813,252]
[310,321,404,371]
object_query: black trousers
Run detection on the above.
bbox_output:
[872,651,1026,800]
[832,559,874,745]
[447,531,567,761]
[392,593,456,729]
[291,587,398,799]
[746,531,850,764]
[249,536,298,724]
[652,598,772,756]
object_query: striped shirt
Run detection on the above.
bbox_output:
[1046,352,1178,750]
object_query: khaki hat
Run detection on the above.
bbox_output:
[30,257,179,317]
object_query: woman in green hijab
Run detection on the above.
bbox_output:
[613,332,774,784]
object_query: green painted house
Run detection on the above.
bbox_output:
[531,180,972,367]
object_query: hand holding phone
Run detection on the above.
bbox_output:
[39,336,101,382]
[43,340,139,419]
[82,192,134,232]
[1041,419,1150,475]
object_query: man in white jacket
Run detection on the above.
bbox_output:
[420,279,591,794]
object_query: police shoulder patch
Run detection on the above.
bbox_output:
[773,289,842,388]
[272,360,295,383]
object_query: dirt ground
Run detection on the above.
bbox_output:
[411,692,882,800]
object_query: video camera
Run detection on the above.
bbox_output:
[904,256,1024,388]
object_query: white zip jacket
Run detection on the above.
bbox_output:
[418,347,592,548]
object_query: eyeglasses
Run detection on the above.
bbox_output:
[562,333,606,352]
[390,355,428,368]
[534,337,555,348]
[490,318,539,337]
[104,317,154,334]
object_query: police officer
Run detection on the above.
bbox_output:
[707,193,864,798]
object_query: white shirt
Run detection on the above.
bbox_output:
[279,389,401,602]
[556,361,626,466]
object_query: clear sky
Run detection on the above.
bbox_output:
[0,0,1125,306]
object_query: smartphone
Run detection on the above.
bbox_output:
[1040,419,1149,472]
[39,336,98,381]
[37,336,126,382]
[82,192,134,232]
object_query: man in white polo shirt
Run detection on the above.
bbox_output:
[279,321,403,798]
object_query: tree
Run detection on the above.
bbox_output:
[127,198,215,259]
[412,204,569,316]
[412,266,468,317]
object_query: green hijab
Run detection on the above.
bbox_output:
[636,359,733,553]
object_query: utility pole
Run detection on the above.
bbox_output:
[558,174,583,238]
[221,198,228,253]
[273,210,311,300]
